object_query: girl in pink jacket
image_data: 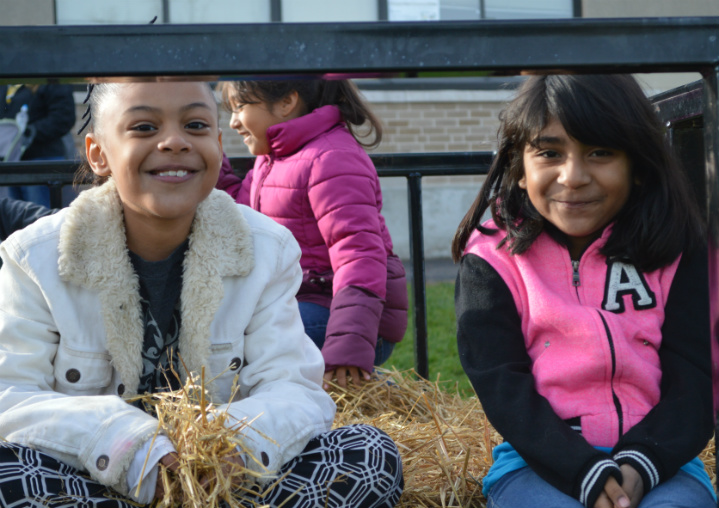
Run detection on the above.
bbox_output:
[216,79,407,390]
[453,75,714,508]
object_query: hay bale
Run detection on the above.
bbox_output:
[136,365,717,507]
[329,367,718,508]
[329,368,501,507]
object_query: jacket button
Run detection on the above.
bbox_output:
[261,451,270,466]
[117,384,125,396]
[66,369,81,383]
[96,455,109,471]
[544,341,550,348]
[229,357,242,371]
[643,340,650,346]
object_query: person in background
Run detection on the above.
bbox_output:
[216,78,408,391]
[0,196,55,241]
[1,83,76,207]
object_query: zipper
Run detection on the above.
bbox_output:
[571,259,581,300]
[571,260,580,287]
[598,312,624,440]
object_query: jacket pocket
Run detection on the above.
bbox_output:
[300,269,334,295]
[208,341,244,402]
[53,345,113,393]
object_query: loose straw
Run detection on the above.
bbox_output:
[131,368,275,508]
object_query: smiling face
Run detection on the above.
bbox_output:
[86,81,223,258]
[519,117,633,259]
[227,89,304,156]
[227,96,282,156]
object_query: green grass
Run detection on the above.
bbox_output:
[384,282,475,397]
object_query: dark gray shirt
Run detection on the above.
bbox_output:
[129,240,188,394]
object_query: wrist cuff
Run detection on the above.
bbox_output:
[579,459,623,508]
[614,449,660,492]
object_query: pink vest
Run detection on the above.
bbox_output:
[465,224,681,447]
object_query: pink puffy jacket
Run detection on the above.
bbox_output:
[217,105,407,372]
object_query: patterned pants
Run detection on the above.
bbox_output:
[0,424,403,508]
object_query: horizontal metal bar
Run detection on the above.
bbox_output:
[0,18,718,80]
[651,80,704,126]
[0,152,494,186]
[0,161,78,186]
[373,152,493,176]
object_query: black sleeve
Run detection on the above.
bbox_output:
[0,197,56,241]
[29,85,76,143]
[456,253,622,507]
[612,245,713,493]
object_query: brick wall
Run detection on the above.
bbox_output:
[372,101,503,154]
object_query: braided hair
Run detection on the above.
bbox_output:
[74,83,120,186]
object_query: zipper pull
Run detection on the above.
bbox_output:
[572,260,580,287]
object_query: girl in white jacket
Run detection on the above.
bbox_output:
[0,80,403,507]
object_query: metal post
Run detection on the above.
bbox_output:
[162,0,170,23]
[270,0,282,22]
[701,65,719,504]
[48,182,63,209]
[572,0,582,18]
[407,173,428,379]
[377,0,388,21]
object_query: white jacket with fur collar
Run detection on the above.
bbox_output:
[0,180,335,496]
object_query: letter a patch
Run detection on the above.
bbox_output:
[602,261,656,313]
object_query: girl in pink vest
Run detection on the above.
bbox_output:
[453,74,714,508]
[217,79,407,390]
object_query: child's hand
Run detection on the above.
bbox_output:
[618,464,643,507]
[594,475,631,508]
[199,452,245,491]
[323,366,371,390]
[155,450,246,500]
[155,452,180,500]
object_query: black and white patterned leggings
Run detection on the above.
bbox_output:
[0,424,403,508]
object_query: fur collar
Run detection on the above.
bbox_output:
[58,179,254,397]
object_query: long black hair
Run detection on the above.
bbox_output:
[451,74,703,272]
[218,78,382,149]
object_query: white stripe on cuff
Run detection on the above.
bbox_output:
[614,450,659,489]
[580,459,618,506]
